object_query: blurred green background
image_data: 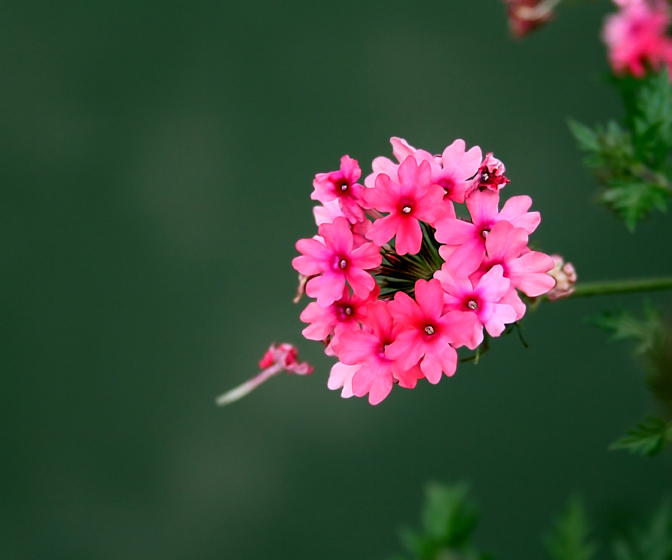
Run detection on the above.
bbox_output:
[2,1,671,558]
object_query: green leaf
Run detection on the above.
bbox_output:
[610,417,672,457]
[601,181,669,231]
[588,304,663,354]
[568,119,600,152]
[421,483,479,547]
[544,498,596,560]
[612,504,672,560]
[396,483,486,560]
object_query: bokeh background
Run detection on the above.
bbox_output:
[2,1,672,559]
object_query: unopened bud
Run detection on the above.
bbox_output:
[546,254,577,301]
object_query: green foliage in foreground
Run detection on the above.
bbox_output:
[545,498,596,560]
[390,483,491,560]
[390,485,672,560]
[612,505,672,560]
[590,304,672,457]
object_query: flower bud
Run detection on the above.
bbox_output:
[546,254,577,301]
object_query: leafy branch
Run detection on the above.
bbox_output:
[590,304,672,456]
[569,69,672,230]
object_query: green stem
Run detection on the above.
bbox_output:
[569,277,672,298]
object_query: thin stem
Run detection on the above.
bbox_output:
[568,276,672,298]
[216,364,283,406]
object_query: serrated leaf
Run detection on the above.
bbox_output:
[610,417,671,457]
[588,305,663,354]
[545,498,596,560]
[611,504,672,560]
[421,483,479,547]
[568,119,600,152]
[601,181,669,230]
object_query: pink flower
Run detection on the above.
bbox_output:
[479,221,556,297]
[505,0,558,38]
[436,263,517,347]
[336,300,423,404]
[603,0,672,77]
[293,216,382,307]
[365,137,482,205]
[365,137,435,189]
[434,188,541,271]
[464,153,510,198]
[385,279,478,384]
[216,343,313,406]
[363,157,446,255]
[311,155,366,222]
[299,285,379,342]
[327,361,358,398]
[429,139,483,204]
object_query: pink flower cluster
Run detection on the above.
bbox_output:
[293,138,556,405]
[603,0,672,77]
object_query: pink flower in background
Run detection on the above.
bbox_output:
[603,0,672,77]
[505,0,558,38]
[216,343,313,406]
[292,216,381,307]
[364,157,445,255]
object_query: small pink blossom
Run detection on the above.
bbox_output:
[293,216,381,307]
[364,137,435,189]
[216,343,313,406]
[364,157,445,255]
[465,153,510,198]
[436,263,517,347]
[434,188,540,271]
[327,361,358,398]
[299,285,378,343]
[311,155,366,222]
[505,0,558,38]
[385,279,478,384]
[479,221,556,297]
[313,199,373,248]
[336,300,423,404]
[431,139,483,203]
[603,0,672,77]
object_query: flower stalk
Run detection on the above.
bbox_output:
[567,276,672,298]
